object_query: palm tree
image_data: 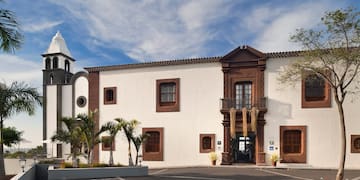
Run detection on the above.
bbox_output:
[0,81,41,177]
[131,133,148,166]
[3,126,23,147]
[99,121,121,166]
[77,111,102,166]
[51,117,83,168]
[0,6,23,53]
[115,118,139,166]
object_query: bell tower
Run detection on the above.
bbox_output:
[42,31,75,158]
[42,31,75,85]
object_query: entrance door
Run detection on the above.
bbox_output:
[233,133,255,163]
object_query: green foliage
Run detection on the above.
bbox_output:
[77,111,102,165]
[281,7,360,180]
[2,126,22,147]
[0,7,23,53]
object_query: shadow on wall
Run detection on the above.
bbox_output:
[266,98,293,121]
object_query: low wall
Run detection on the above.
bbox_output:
[5,158,35,175]
[48,166,148,180]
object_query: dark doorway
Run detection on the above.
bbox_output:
[232,133,255,163]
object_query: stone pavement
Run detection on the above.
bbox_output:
[93,167,360,180]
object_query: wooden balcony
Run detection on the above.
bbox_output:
[220,97,267,113]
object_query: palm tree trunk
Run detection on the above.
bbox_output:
[72,148,78,168]
[109,141,114,166]
[128,141,133,166]
[335,92,346,180]
[0,117,6,178]
[135,149,139,166]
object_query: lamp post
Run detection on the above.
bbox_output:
[19,155,26,172]
[33,155,38,165]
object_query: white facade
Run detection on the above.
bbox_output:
[42,32,360,169]
[264,57,360,169]
[98,63,224,167]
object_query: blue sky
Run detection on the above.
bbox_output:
[0,0,359,148]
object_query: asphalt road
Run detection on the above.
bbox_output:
[111,167,360,180]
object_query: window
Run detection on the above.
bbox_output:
[280,126,306,163]
[101,136,115,151]
[156,78,180,112]
[49,74,54,84]
[351,135,360,153]
[65,60,70,72]
[199,134,215,153]
[283,130,301,153]
[45,58,51,69]
[235,82,252,109]
[143,128,163,161]
[104,87,116,104]
[302,73,331,108]
[76,96,87,107]
[53,57,59,69]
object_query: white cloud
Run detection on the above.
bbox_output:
[0,54,42,89]
[251,2,335,52]
[23,20,63,33]
[49,0,236,61]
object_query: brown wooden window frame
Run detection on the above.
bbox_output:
[199,134,215,153]
[302,73,331,108]
[101,136,115,151]
[351,135,360,153]
[280,126,306,163]
[156,78,180,112]
[142,128,164,161]
[104,87,117,105]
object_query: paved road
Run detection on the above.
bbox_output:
[94,167,360,180]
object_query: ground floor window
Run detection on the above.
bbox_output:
[280,126,306,163]
[102,136,115,151]
[143,128,164,161]
[351,135,360,153]
[199,134,215,153]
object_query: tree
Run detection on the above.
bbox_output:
[99,121,121,166]
[115,118,139,166]
[77,111,102,166]
[0,81,41,177]
[279,7,360,180]
[2,126,22,147]
[51,117,83,168]
[0,4,23,53]
[131,133,148,166]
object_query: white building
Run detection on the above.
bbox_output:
[43,32,360,168]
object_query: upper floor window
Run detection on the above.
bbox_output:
[156,78,180,112]
[45,58,51,69]
[53,57,59,69]
[235,82,252,109]
[104,87,116,104]
[304,74,325,101]
[65,60,70,72]
[49,74,54,84]
[302,73,331,108]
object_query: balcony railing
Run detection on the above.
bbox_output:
[220,97,267,111]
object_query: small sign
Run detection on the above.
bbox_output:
[217,141,222,145]
[269,145,274,151]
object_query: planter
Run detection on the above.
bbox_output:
[48,166,148,180]
[212,160,216,166]
[271,161,277,167]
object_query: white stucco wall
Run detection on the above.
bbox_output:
[74,76,89,115]
[97,62,224,167]
[264,57,360,169]
[46,85,58,158]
